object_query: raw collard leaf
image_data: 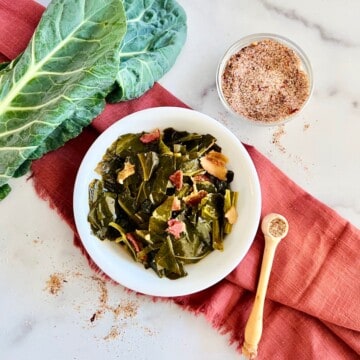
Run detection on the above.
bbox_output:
[0,183,10,200]
[0,62,10,72]
[107,0,187,102]
[0,0,127,197]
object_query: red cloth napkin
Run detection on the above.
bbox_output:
[1,1,360,359]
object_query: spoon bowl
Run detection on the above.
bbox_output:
[261,213,289,241]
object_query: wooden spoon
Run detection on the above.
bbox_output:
[242,213,289,359]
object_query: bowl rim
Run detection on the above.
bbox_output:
[216,32,314,127]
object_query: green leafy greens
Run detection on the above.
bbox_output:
[0,0,187,200]
[0,0,127,200]
[88,128,238,279]
[107,0,187,102]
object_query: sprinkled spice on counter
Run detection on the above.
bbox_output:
[272,125,286,153]
[103,326,120,341]
[45,273,65,295]
[221,38,310,123]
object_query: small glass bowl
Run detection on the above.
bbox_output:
[216,33,314,126]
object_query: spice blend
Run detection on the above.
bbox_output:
[221,38,310,124]
[45,273,65,295]
[269,218,287,237]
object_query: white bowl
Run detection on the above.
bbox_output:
[73,107,261,297]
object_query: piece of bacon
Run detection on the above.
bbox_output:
[183,190,207,207]
[126,233,141,252]
[192,174,210,183]
[166,219,185,239]
[200,150,228,180]
[126,233,147,262]
[169,169,183,190]
[140,128,160,143]
[172,197,181,211]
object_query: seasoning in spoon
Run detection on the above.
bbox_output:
[221,38,311,124]
[269,217,287,238]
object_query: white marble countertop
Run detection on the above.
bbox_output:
[1,0,360,359]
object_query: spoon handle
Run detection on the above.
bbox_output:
[242,236,280,359]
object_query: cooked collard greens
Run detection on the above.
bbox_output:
[88,128,238,279]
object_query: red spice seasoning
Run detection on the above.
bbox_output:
[45,273,65,295]
[221,38,310,123]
